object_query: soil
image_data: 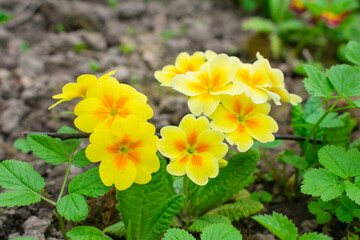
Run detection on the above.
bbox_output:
[0,0,352,239]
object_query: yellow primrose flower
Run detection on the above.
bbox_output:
[171,54,242,116]
[48,70,116,110]
[85,115,159,191]
[74,77,153,133]
[210,94,278,152]
[157,114,228,185]
[154,51,206,86]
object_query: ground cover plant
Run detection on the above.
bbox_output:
[1,0,360,239]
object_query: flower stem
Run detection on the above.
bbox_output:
[39,194,57,207]
[182,176,189,216]
[57,212,68,240]
[57,159,72,203]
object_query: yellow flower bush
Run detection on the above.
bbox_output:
[74,77,153,133]
[154,51,206,86]
[86,115,159,190]
[48,70,116,110]
[171,54,241,116]
[157,114,228,185]
[210,94,278,152]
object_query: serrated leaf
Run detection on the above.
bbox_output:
[253,212,298,240]
[299,232,332,240]
[323,113,354,148]
[326,65,360,97]
[66,226,112,240]
[306,112,345,129]
[72,148,92,168]
[27,134,68,165]
[335,195,360,223]
[0,160,45,192]
[242,17,276,33]
[336,205,354,223]
[145,194,184,240]
[318,145,360,178]
[68,167,109,197]
[57,193,89,222]
[279,152,308,170]
[259,191,272,203]
[57,126,82,156]
[208,198,263,221]
[13,138,31,153]
[303,65,333,97]
[116,155,175,240]
[301,168,344,201]
[307,201,332,224]
[201,223,242,240]
[163,228,196,240]
[345,41,360,66]
[187,150,259,216]
[316,211,332,224]
[0,190,41,207]
[188,215,231,232]
[344,181,360,205]
[103,221,126,237]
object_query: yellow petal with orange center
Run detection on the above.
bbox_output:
[245,113,278,143]
[175,52,205,72]
[226,124,254,152]
[209,54,238,87]
[209,104,238,133]
[167,154,189,176]
[171,74,204,96]
[157,126,187,158]
[186,152,218,186]
[179,114,210,140]
[188,94,221,116]
[195,129,228,160]
[74,98,106,133]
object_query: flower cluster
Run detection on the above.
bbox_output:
[49,71,159,190]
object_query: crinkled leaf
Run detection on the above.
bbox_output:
[13,138,31,153]
[207,198,263,221]
[335,196,360,223]
[72,148,92,168]
[0,190,41,207]
[201,223,242,240]
[345,41,360,66]
[301,168,344,201]
[303,65,333,97]
[344,181,360,205]
[163,228,196,240]
[116,154,175,240]
[57,193,89,222]
[188,150,259,216]
[103,221,126,238]
[242,17,276,33]
[188,215,231,232]
[56,126,82,156]
[145,194,184,240]
[318,145,360,178]
[299,233,332,240]
[253,212,298,240]
[66,226,112,240]
[326,64,360,97]
[27,134,68,165]
[68,166,109,197]
[0,160,45,192]
[336,205,355,223]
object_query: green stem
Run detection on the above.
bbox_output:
[57,159,72,203]
[182,176,189,216]
[332,106,356,112]
[39,194,57,207]
[57,212,68,240]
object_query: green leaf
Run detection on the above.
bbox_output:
[57,193,89,222]
[103,221,126,237]
[318,145,360,178]
[163,228,196,240]
[72,148,92,168]
[344,181,360,205]
[278,19,307,33]
[0,160,45,191]
[56,126,82,156]
[10,237,38,240]
[345,41,360,66]
[253,212,298,240]
[145,194,185,240]
[279,151,309,170]
[323,113,355,148]
[301,168,344,201]
[299,232,332,240]
[67,226,112,240]
[188,150,259,216]
[68,167,109,197]
[27,134,68,165]
[0,190,41,207]
[259,191,273,203]
[307,201,332,224]
[326,65,360,97]
[208,198,263,221]
[201,223,242,240]
[303,65,333,97]
[188,215,231,232]
[242,17,276,33]
[116,155,175,240]
[13,138,31,153]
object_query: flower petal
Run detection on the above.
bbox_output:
[209,54,238,87]
[167,154,189,176]
[157,126,187,158]
[196,129,228,160]
[186,152,219,185]
[188,94,221,116]
[171,74,204,96]
[226,125,254,152]
[209,104,238,133]
[245,114,278,143]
